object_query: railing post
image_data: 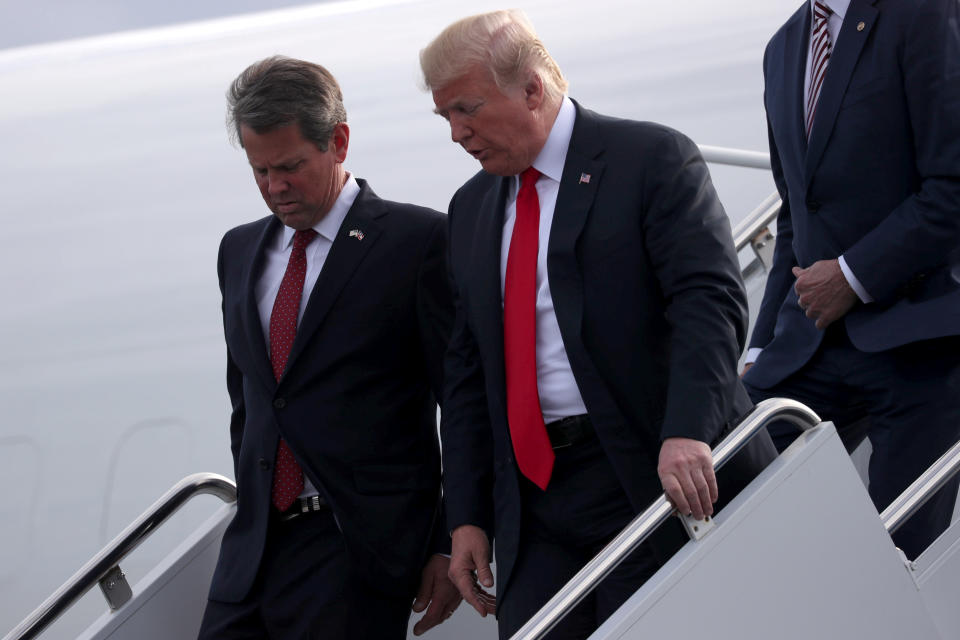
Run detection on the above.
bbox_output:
[4,473,236,640]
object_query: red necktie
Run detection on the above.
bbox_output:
[806,2,834,137]
[504,167,554,490]
[269,228,317,511]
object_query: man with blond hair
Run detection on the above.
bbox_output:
[421,10,775,639]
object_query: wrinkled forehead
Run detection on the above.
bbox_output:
[432,66,516,111]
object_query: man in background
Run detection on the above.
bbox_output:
[200,56,459,638]
[744,0,960,559]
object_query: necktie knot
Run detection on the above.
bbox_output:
[814,1,832,22]
[292,228,318,252]
[806,1,834,137]
[520,167,541,191]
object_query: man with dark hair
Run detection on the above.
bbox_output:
[744,0,960,560]
[421,11,775,639]
[199,55,460,639]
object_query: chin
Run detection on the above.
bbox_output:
[479,160,515,177]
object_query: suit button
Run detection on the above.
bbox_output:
[273,398,286,409]
[806,200,821,213]
[258,458,270,470]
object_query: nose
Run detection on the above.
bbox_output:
[266,170,288,196]
[449,114,472,144]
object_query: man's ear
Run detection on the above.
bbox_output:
[523,72,545,111]
[331,122,350,162]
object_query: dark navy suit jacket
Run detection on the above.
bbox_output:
[746,0,960,388]
[441,104,759,599]
[210,180,452,603]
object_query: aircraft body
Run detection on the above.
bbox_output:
[0,1,801,635]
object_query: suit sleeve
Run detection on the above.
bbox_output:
[842,0,960,301]
[749,114,799,350]
[415,213,455,555]
[416,214,454,404]
[218,237,245,481]
[439,194,496,537]
[642,130,751,443]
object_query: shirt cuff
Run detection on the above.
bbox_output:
[838,255,874,303]
[744,347,763,365]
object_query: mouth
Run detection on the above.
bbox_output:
[275,201,298,213]
[466,148,486,160]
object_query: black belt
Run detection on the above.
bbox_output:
[544,414,594,449]
[277,495,329,522]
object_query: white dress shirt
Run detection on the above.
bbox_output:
[255,173,360,496]
[500,97,588,423]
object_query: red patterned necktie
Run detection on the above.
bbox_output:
[504,167,554,490]
[269,228,317,511]
[806,1,834,138]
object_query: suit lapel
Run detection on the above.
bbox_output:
[471,176,510,391]
[805,0,878,181]
[242,217,282,391]
[781,5,810,171]
[283,180,384,378]
[548,103,604,338]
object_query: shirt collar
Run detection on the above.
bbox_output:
[279,173,360,247]
[810,0,849,21]
[529,96,575,183]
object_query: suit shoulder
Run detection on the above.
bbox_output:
[762,4,806,67]
[589,111,700,161]
[381,199,446,233]
[452,169,499,201]
[220,215,272,252]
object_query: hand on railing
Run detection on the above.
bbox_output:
[657,437,718,521]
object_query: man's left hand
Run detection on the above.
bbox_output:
[412,554,462,635]
[658,437,717,520]
[792,259,858,330]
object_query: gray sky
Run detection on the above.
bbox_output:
[0,0,329,49]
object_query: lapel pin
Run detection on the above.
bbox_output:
[579,172,591,184]
[857,21,865,31]
[348,229,365,241]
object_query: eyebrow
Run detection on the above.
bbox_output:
[249,157,303,169]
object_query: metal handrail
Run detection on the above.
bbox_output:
[510,398,821,640]
[699,145,771,170]
[4,472,237,640]
[733,191,781,253]
[881,440,960,535]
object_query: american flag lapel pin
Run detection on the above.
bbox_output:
[348,229,365,241]
[579,172,591,184]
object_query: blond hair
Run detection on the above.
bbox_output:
[420,9,567,100]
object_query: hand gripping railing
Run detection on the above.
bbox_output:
[881,439,960,535]
[510,398,821,640]
[4,472,237,640]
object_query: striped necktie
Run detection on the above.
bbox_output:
[806,1,834,138]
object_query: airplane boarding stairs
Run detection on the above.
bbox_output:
[6,150,959,640]
[6,398,960,640]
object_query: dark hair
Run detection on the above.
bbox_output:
[227,55,347,150]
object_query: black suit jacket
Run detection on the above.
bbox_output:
[210,180,452,603]
[746,0,960,388]
[442,104,756,598]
